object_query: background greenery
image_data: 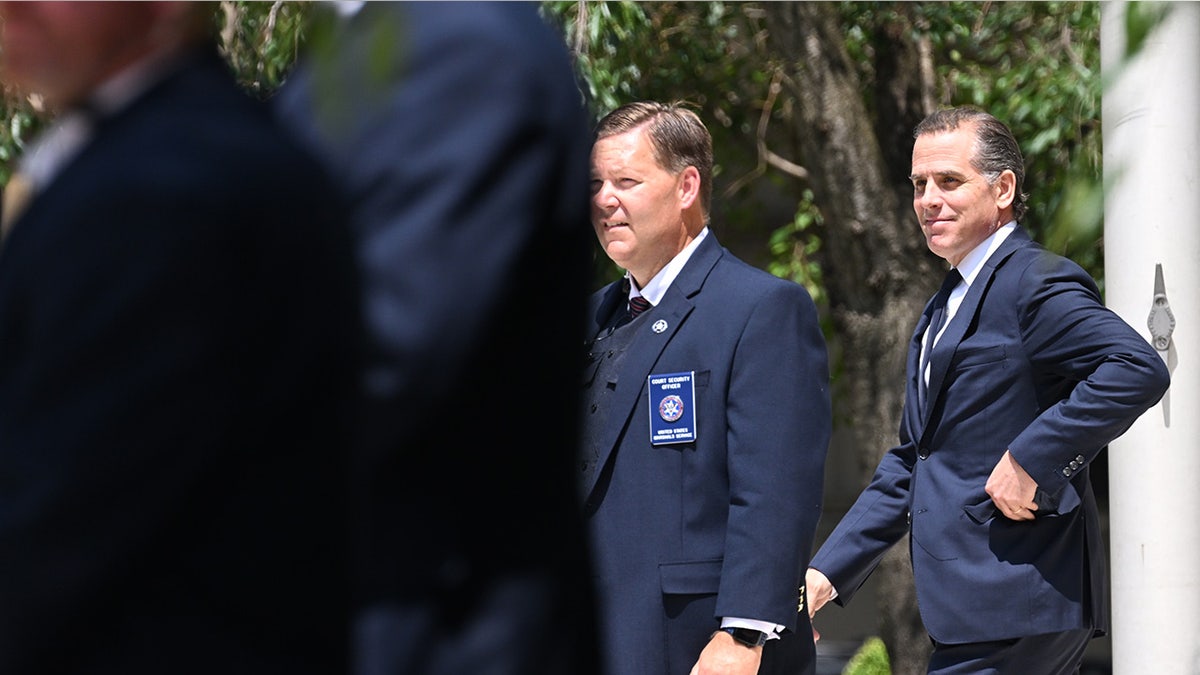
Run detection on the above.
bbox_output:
[543,1,1103,286]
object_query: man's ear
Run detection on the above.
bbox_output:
[677,165,701,210]
[994,169,1017,210]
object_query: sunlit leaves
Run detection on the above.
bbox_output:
[550,1,1104,282]
[917,2,1101,268]
[216,0,314,99]
[0,90,41,184]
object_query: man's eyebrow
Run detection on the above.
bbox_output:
[909,170,963,181]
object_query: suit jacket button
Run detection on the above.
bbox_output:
[906,510,912,525]
[918,448,929,460]
[1075,454,1085,463]
[1062,467,1073,477]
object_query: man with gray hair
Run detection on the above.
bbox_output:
[806,106,1169,673]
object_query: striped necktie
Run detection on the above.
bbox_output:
[629,296,652,319]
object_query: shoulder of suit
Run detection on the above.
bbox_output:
[709,249,803,289]
[697,255,815,315]
[999,242,1101,305]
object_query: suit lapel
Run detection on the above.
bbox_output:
[583,235,721,499]
[921,228,1032,427]
[584,280,628,345]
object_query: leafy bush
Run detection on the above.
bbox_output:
[844,636,891,675]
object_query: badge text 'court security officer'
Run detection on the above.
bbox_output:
[648,371,696,445]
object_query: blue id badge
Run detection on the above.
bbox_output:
[648,371,697,445]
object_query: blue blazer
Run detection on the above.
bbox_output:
[583,234,831,674]
[811,226,1170,644]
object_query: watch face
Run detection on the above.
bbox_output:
[725,627,768,647]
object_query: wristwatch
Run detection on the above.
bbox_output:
[721,626,769,648]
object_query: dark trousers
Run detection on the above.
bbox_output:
[354,572,599,675]
[761,626,816,675]
[927,627,1093,675]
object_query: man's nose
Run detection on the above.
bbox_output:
[592,182,617,209]
[916,183,941,210]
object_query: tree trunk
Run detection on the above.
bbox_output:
[762,3,938,672]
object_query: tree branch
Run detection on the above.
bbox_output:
[724,68,808,197]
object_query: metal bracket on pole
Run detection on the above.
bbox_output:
[1147,263,1175,352]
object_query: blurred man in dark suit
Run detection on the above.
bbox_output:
[276,3,599,674]
[0,3,357,672]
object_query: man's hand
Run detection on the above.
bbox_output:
[805,568,836,642]
[985,450,1039,521]
[689,630,762,675]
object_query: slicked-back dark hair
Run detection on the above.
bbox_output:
[914,106,1028,221]
[594,100,713,218]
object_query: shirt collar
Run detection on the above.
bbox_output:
[628,227,709,306]
[954,221,1016,286]
[19,47,189,190]
[89,46,189,118]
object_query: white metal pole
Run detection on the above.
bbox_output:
[1102,3,1200,673]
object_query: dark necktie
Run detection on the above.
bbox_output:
[629,296,651,320]
[919,268,962,409]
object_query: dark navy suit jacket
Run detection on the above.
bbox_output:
[583,233,831,674]
[276,3,599,674]
[0,49,357,673]
[811,226,1170,644]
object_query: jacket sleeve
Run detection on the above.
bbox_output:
[715,280,831,630]
[1007,254,1169,499]
[808,417,919,606]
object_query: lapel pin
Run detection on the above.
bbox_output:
[652,319,668,334]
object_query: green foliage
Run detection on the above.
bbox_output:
[839,2,1104,273]
[542,1,792,283]
[1124,1,1172,58]
[215,1,313,99]
[545,1,1105,285]
[0,91,42,184]
[768,189,825,307]
[844,636,891,675]
[0,3,311,185]
[548,2,771,285]
[543,2,764,128]
[543,1,654,118]
[919,2,1102,270]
